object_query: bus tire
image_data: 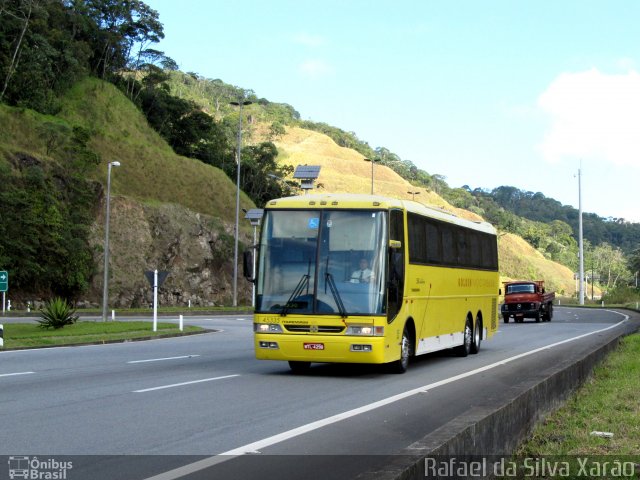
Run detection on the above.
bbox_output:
[456,318,472,357]
[288,361,311,374]
[390,327,411,374]
[470,317,482,354]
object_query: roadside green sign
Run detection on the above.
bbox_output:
[0,271,7,292]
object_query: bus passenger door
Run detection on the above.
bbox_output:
[387,209,405,322]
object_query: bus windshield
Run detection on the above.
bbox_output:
[256,209,388,315]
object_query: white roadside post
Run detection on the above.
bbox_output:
[144,270,168,333]
[153,269,158,332]
[179,314,184,332]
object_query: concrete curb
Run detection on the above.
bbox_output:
[0,328,218,351]
[357,317,639,480]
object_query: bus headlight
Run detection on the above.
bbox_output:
[346,325,384,336]
[254,323,283,333]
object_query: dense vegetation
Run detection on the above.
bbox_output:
[0,116,99,297]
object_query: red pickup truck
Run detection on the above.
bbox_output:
[501,280,555,323]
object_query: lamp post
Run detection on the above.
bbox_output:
[102,161,120,322]
[230,98,252,307]
[407,190,420,201]
[363,158,380,194]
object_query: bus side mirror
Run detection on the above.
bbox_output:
[243,250,254,282]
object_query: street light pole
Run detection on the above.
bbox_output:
[230,98,252,307]
[363,158,380,194]
[407,190,420,201]
[102,161,120,322]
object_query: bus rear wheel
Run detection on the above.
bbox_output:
[456,318,472,357]
[470,318,482,354]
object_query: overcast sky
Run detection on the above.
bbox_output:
[144,0,640,222]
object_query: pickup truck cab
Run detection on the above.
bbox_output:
[501,280,555,323]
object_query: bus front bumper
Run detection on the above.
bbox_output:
[254,334,389,364]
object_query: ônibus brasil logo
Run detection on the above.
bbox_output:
[8,456,73,480]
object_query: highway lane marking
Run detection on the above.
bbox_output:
[127,355,201,364]
[0,371,35,378]
[133,374,240,393]
[143,313,629,480]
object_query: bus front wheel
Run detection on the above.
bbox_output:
[389,327,411,374]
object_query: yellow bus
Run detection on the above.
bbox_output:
[246,193,499,373]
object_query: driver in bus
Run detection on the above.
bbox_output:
[351,258,374,283]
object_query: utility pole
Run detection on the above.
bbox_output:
[578,167,585,305]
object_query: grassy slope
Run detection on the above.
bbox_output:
[274,127,481,219]
[499,233,576,295]
[57,78,254,223]
[1,78,254,224]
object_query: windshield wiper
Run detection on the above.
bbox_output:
[325,272,347,318]
[280,274,310,316]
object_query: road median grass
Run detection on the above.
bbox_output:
[1,321,205,349]
[513,332,640,468]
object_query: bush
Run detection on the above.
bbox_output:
[37,297,79,329]
[602,285,640,304]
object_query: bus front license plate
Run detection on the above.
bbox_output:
[304,343,324,350]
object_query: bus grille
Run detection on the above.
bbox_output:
[283,325,346,333]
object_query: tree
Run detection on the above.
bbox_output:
[629,247,640,284]
[0,0,36,101]
[229,141,295,206]
[83,0,163,79]
[592,243,629,291]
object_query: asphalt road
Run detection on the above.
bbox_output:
[0,308,636,480]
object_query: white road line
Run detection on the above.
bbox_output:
[143,314,629,480]
[0,371,35,378]
[133,374,239,393]
[127,355,200,364]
